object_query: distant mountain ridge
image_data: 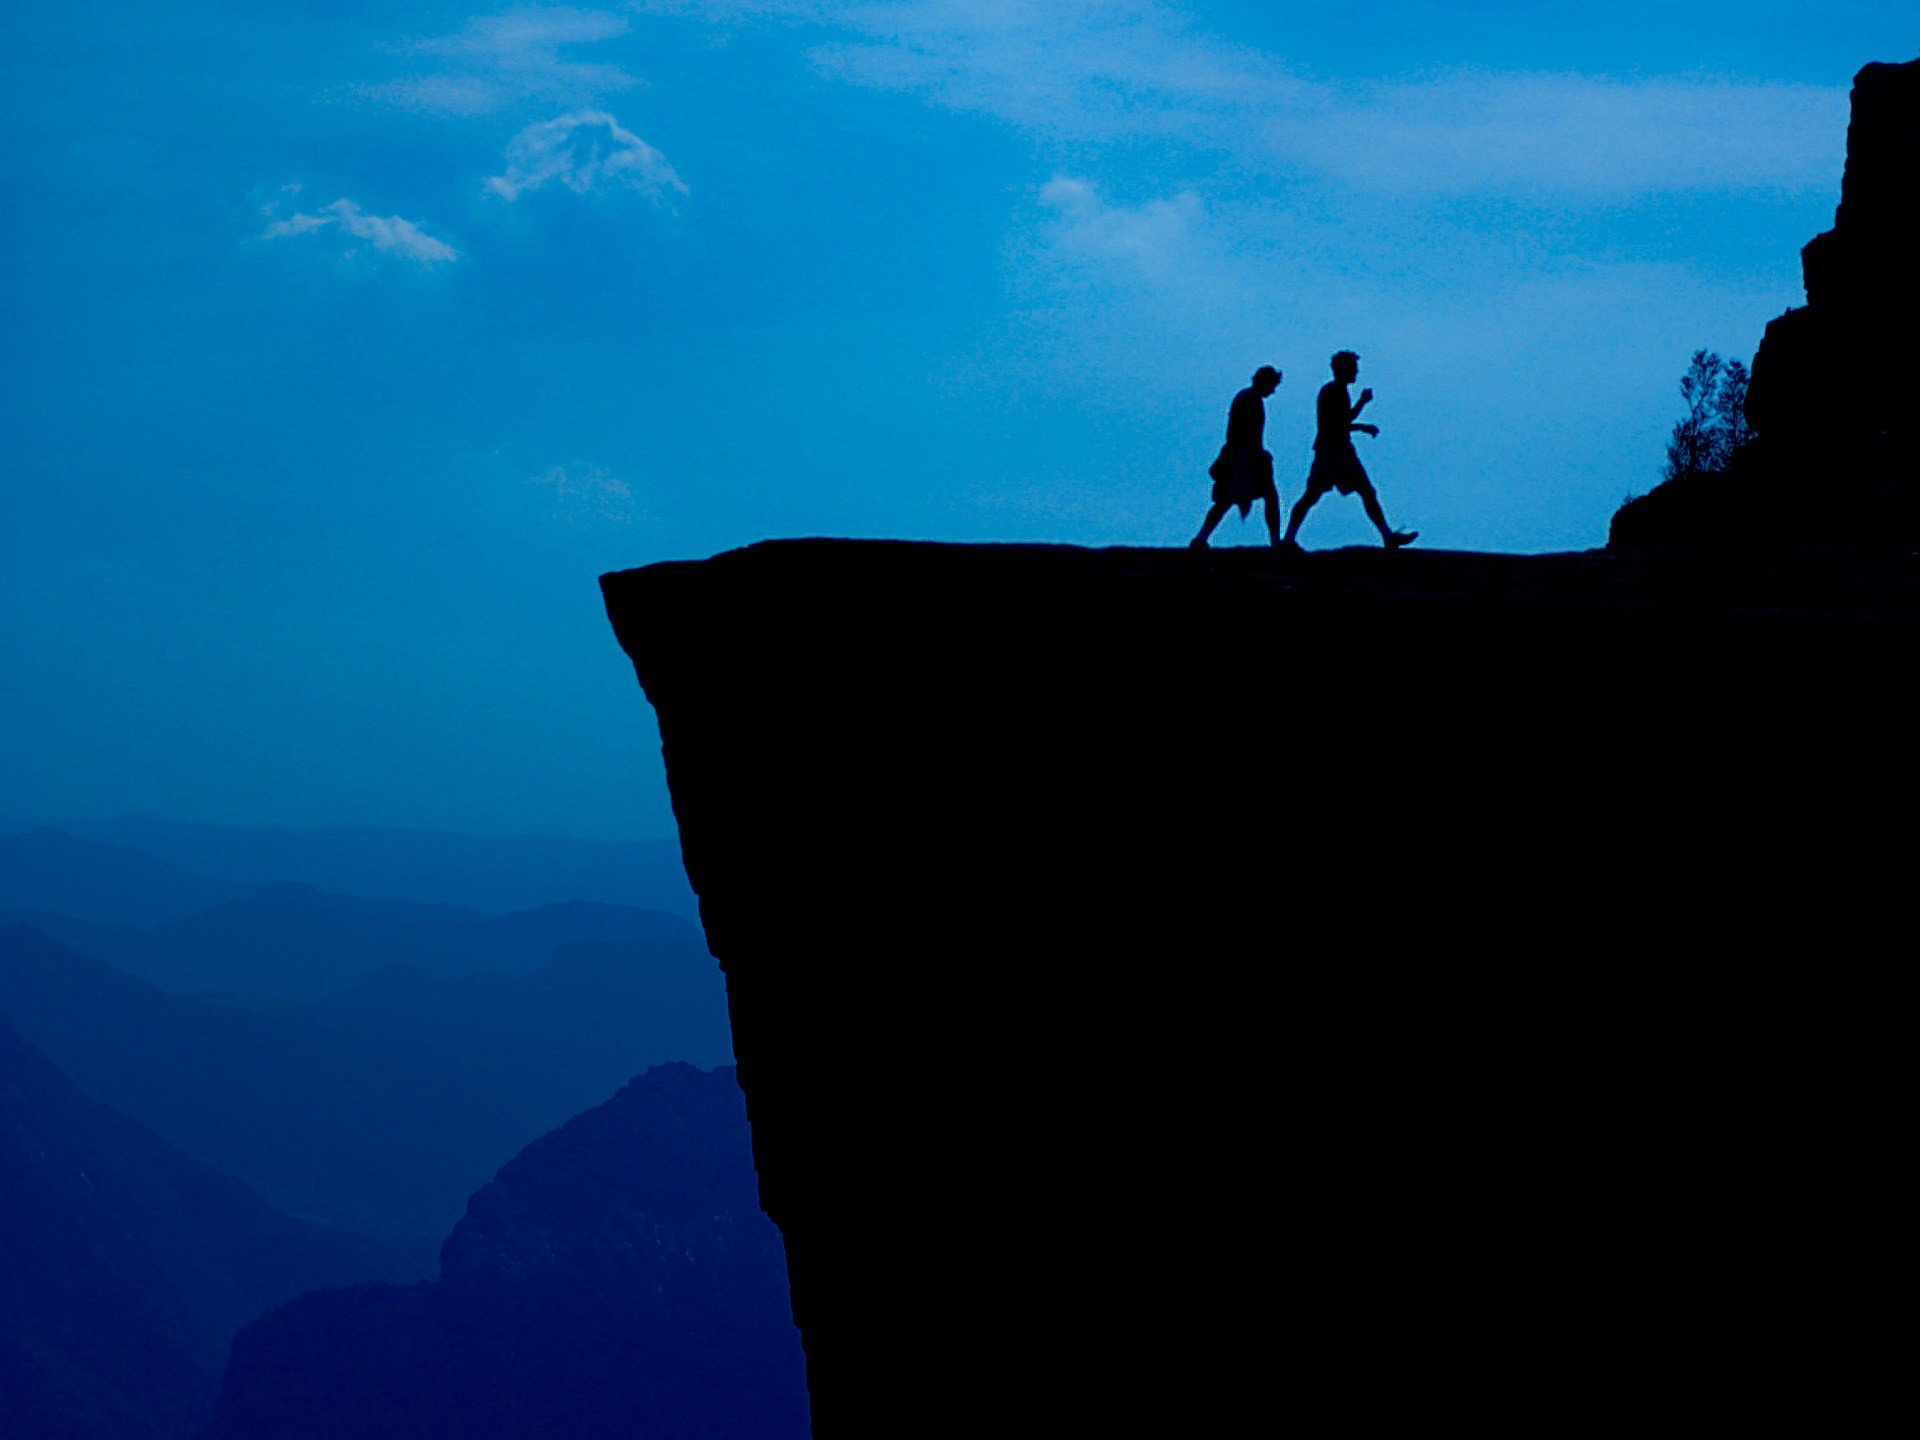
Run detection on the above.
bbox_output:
[206,1064,810,1440]
[0,1019,410,1440]
[2,815,697,918]
[0,923,732,1235]
[0,827,250,926]
[11,879,699,1003]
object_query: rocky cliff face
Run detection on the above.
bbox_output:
[205,1063,808,1440]
[606,539,1908,1436]
[1614,57,1920,543]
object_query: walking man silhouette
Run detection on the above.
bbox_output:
[1282,351,1417,550]
[1191,365,1284,549]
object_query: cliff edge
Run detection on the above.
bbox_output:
[605,540,1906,1435]
[1612,57,1920,543]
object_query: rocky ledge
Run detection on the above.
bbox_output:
[606,539,1907,1436]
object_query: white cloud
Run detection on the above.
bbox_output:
[486,109,688,202]
[811,1,1309,145]
[370,7,637,115]
[639,1,1845,199]
[1038,177,1206,275]
[261,198,459,264]
[533,464,638,522]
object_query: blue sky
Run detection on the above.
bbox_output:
[2,2,1913,839]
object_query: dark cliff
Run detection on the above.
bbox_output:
[1613,57,1920,543]
[606,539,1908,1435]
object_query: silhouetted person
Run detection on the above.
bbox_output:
[1191,366,1284,549]
[1283,352,1417,550]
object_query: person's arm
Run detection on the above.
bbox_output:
[1349,387,1377,436]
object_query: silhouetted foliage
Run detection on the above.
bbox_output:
[1663,350,1752,484]
[1615,57,1919,546]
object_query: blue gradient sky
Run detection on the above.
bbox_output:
[3,3,1913,839]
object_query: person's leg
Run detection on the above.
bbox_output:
[1261,490,1282,546]
[1356,481,1418,548]
[1358,483,1392,540]
[1282,491,1318,545]
[1190,501,1231,548]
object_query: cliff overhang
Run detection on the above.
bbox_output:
[606,539,1908,1436]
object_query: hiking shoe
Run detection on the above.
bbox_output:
[1385,530,1418,549]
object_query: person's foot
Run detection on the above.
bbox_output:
[1384,530,1418,549]
[1187,537,1209,551]
[1274,537,1303,553]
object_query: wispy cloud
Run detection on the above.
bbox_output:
[640,0,1845,198]
[261,196,459,265]
[369,6,637,116]
[810,1,1308,146]
[1038,177,1206,277]
[533,463,638,522]
[1293,73,1844,197]
[486,109,688,202]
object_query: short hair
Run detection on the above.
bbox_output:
[1330,350,1360,373]
[1252,365,1281,385]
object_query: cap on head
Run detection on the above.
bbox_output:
[1330,351,1360,378]
[1252,364,1281,388]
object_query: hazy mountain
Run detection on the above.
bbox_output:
[0,1019,410,1440]
[18,814,698,918]
[206,1065,809,1440]
[0,827,248,926]
[0,924,732,1236]
[302,939,735,1097]
[15,881,699,1004]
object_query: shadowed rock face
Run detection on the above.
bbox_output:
[1614,57,1919,544]
[205,1063,807,1440]
[606,539,1907,1437]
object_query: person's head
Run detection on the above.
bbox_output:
[1251,365,1282,396]
[1330,351,1360,383]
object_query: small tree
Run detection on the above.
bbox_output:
[1663,349,1752,484]
[1716,359,1754,455]
[1665,350,1724,482]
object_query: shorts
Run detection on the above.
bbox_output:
[1211,449,1277,512]
[1305,446,1373,500]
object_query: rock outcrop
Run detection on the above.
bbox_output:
[606,539,1910,1436]
[1613,57,1919,543]
[205,1063,808,1440]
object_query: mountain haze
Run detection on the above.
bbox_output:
[13,816,697,918]
[0,923,731,1236]
[0,1020,409,1440]
[207,1065,810,1440]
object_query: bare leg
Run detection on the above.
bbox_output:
[1360,486,1393,540]
[1282,492,1318,545]
[1190,502,1231,548]
[1357,483,1417,547]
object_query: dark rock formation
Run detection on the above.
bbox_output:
[0,1019,404,1440]
[605,539,1909,1436]
[205,1064,809,1440]
[1613,57,1919,544]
